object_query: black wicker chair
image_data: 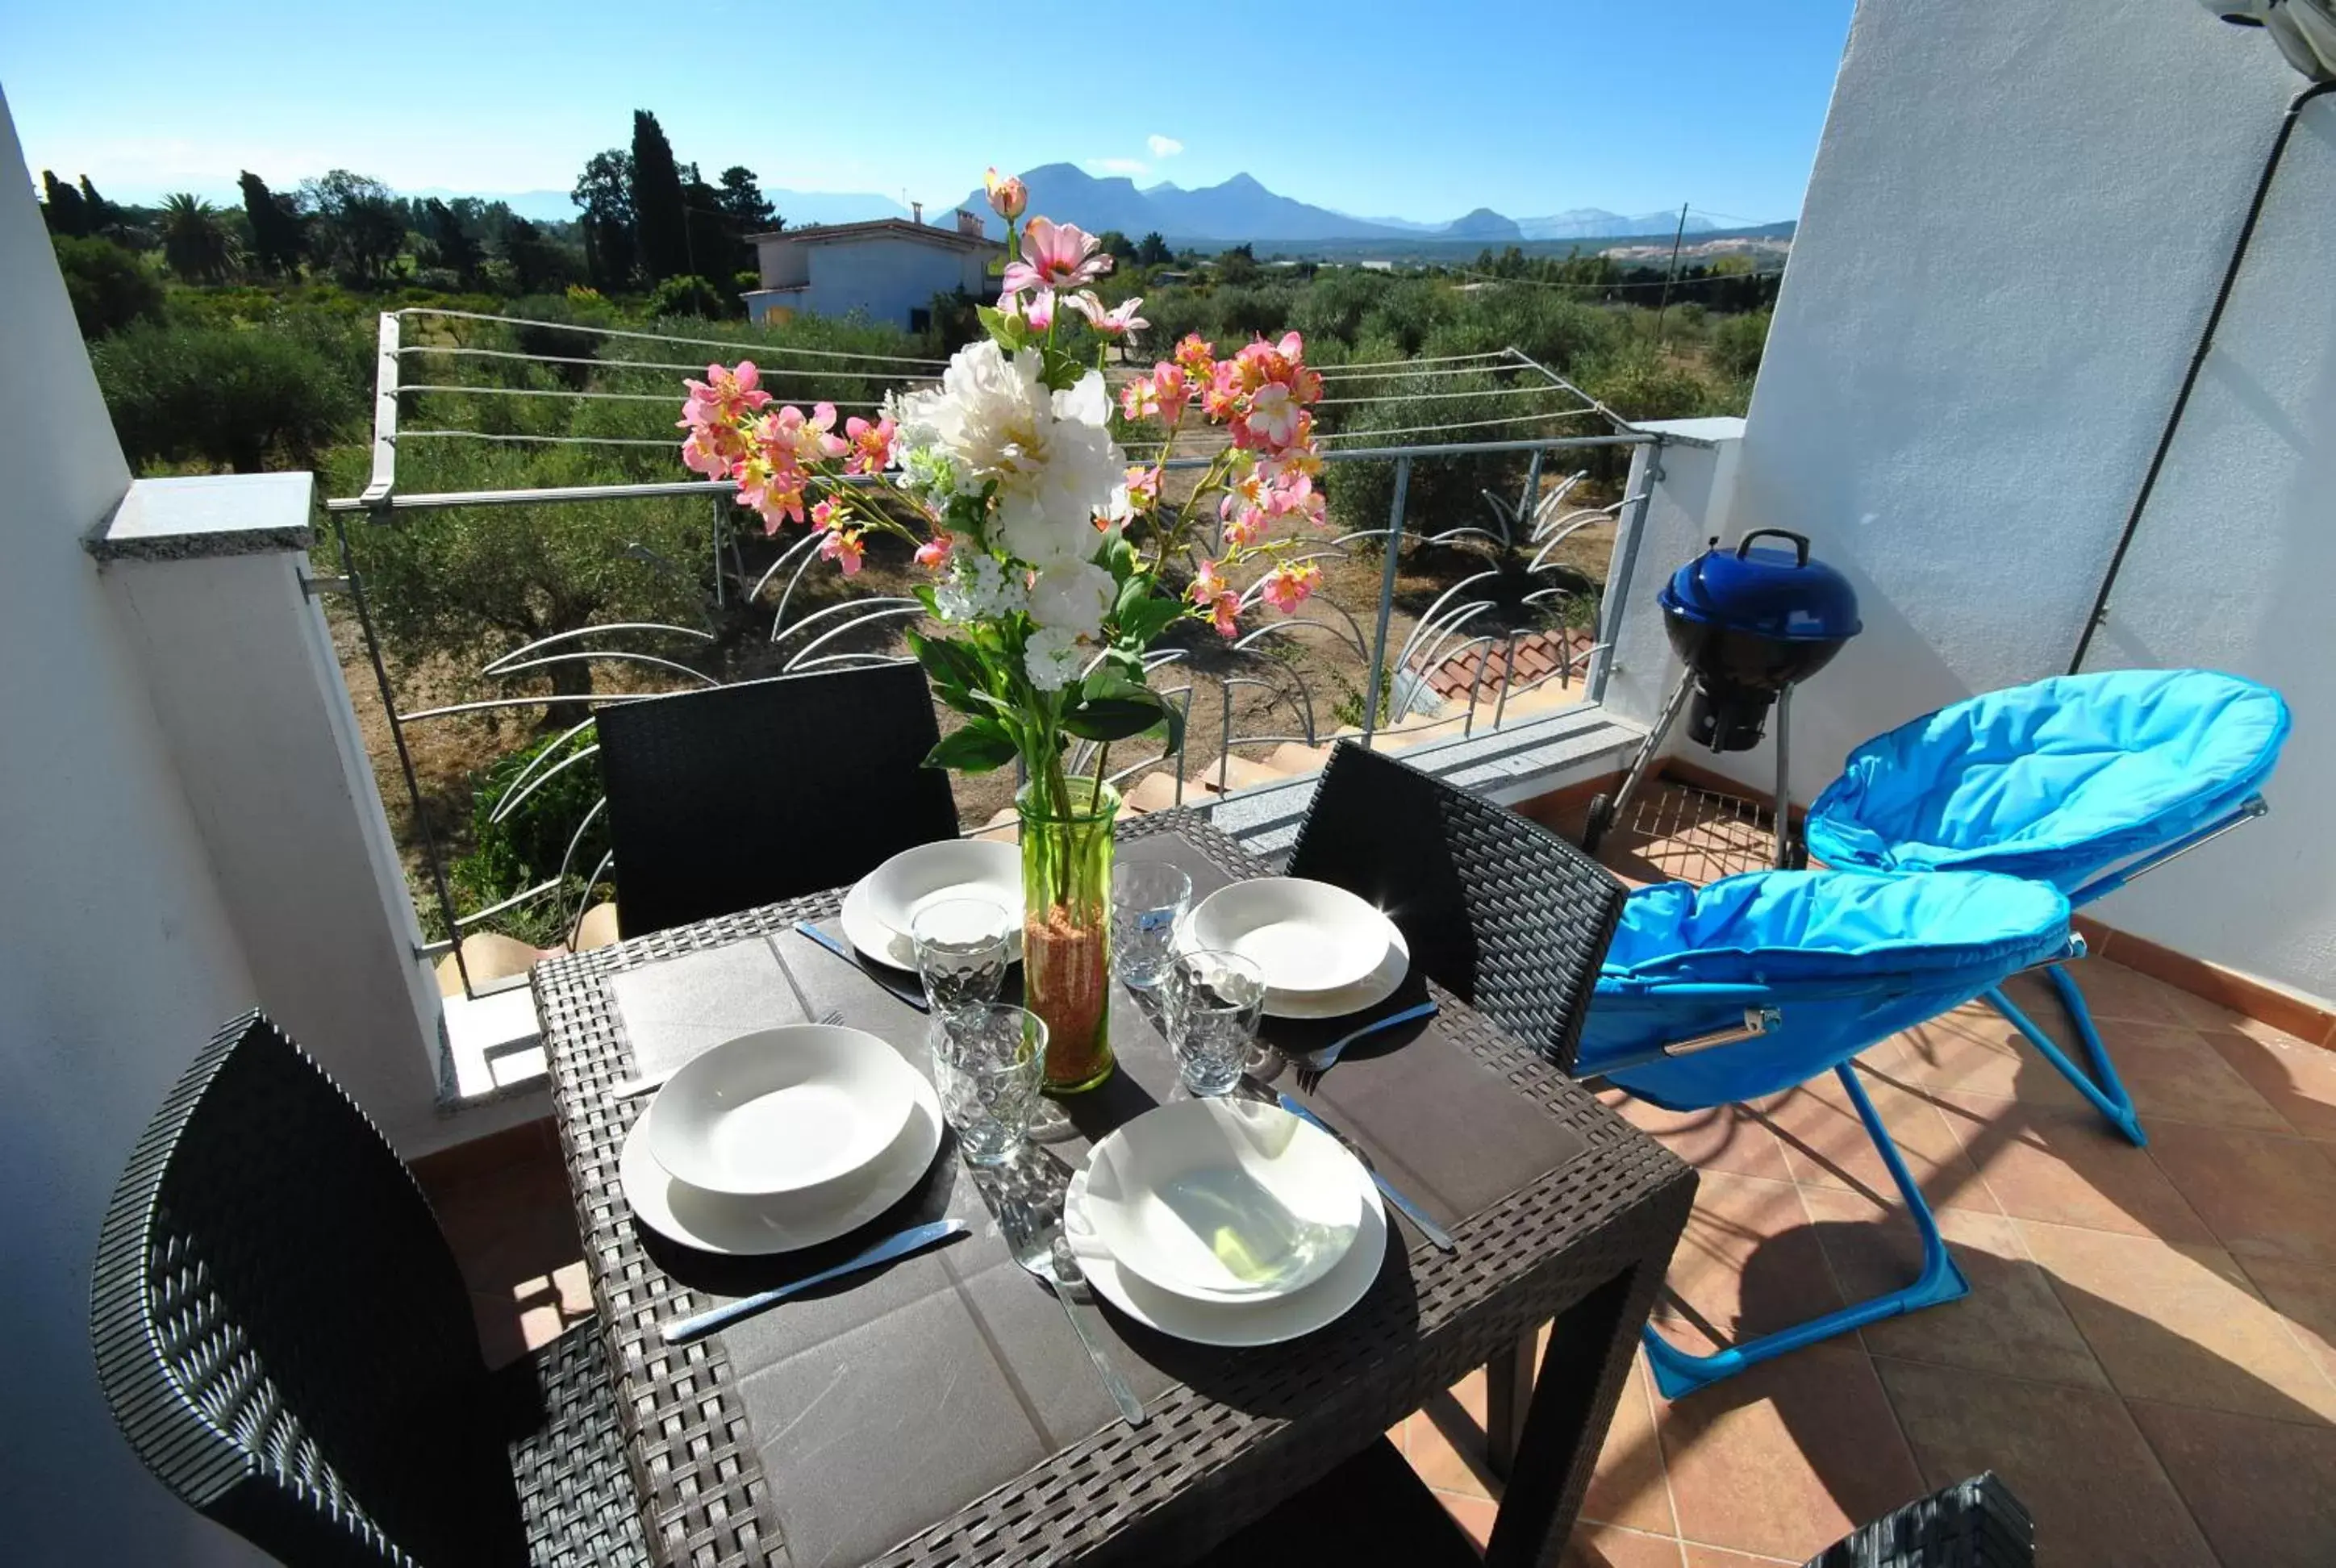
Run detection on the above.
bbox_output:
[1287,741,1629,1073]
[594,662,960,936]
[90,1011,648,1568]
[1804,1473,2035,1566]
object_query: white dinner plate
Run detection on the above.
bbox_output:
[1083,1099,1369,1303]
[841,854,1024,970]
[621,1070,943,1257]
[1262,924,1412,1021]
[1065,1158,1388,1346]
[861,840,1022,938]
[1186,878,1400,996]
[642,1024,921,1199]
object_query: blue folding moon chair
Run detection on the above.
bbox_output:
[1579,869,2075,1398]
[1806,669,2290,1146]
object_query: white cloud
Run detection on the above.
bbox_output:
[1146,135,1185,160]
[1087,157,1150,176]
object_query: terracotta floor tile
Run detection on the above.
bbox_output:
[2204,1028,2336,1141]
[1597,1088,1795,1185]
[1655,1344,1924,1562]
[1654,1173,1842,1357]
[2004,958,2184,1026]
[1409,1391,1499,1502]
[1873,1357,2214,1568]
[1583,1353,1676,1537]
[1681,1548,1798,1567]
[2088,1020,2293,1133]
[1765,1065,1997,1216]
[2128,1399,2336,1566]
[2146,1121,2336,1268]
[2017,1221,2336,1424]
[1896,1005,2091,1110]
[1798,1189,2106,1390]
[1435,1489,1499,1549]
[1931,1091,2215,1244]
[1563,1521,1686,1568]
[2238,1256,2336,1384]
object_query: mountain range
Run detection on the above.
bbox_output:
[938,164,1722,247]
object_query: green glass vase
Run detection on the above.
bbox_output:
[1016,777,1117,1092]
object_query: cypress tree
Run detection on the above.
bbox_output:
[629,110,690,282]
[40,171,90,236]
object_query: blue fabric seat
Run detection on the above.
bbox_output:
[1804,669,2289,1144]
[1579,868,2073,1397]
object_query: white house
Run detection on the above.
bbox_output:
[743,207,1001,332]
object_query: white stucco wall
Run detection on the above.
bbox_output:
[805,236,987,328]
[1696,0,2336,999]
[0,88,271,1563]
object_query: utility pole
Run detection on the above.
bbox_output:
[1654,202,1690,345]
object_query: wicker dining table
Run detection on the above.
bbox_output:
[533,809,1695,1568]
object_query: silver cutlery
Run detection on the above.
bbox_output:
[1002,1203,1147,1427]
[1293,999,1440,1093]
[611,1009,844,1100]
[1275,1093,1457,1253]
[793,920,931,1012]
[660,1217,968,1344]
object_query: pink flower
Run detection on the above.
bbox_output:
[1125,465,1162,510]
[681,361,773,426]
[1190,558,1228,604]
[1260,561,1322,614]
[845,415,895,476]
[765,402,848,465]
[984,168,1028,221]
[1174,333,1216,382]
[736,457,807,533]
[1240,382,1304,450]
[1120,375,1159,421]
[1207,590,1241,637]
[914,533,953,570]
[1202,361,1243,423]
[678,419,745,479]
[820,528,866,576]
[1000,216,1112,301]
[1021,287,1056,333]
[1151,361,1191,423]
[809,496,842,534]
[1069,291,1147,340]
[1223,508,1268,548]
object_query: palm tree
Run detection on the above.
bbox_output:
[159,194,235,283]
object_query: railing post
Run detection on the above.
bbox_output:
[1590,435,1664,706]
[1359,455,1411,749]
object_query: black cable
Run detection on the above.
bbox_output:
[2070,79,2334,674]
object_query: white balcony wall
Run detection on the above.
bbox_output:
[1676,0,2336,1001]
[0,87,270,1563]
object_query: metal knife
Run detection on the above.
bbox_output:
[660,1218,968,1344]
[791,920,930,1012]
[1275,1093,1458,1253]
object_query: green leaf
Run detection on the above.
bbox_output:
[977,304,1028,351]
[924,719,1020,774]
[1105,536,1139,583]
[905,628,990,698]
[1064,672,1170,744]
[1113,590,1184,648]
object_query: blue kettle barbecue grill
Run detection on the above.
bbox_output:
[1582,529,1862,865]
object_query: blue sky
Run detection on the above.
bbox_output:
[1,0,1853,222]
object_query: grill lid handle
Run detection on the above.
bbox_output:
[1736,528,1811,565]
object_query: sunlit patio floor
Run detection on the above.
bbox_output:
[419,784,2336,1567]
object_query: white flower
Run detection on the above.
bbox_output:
[1024,625,1087,691]
[932,545,1028,623]
[893,343,1124,569]
[1027,561,1116,640]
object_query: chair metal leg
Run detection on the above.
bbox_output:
[1984,966,2146,1146]
[1640,1062,1970,1399]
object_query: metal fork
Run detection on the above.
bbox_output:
[1000,1201,1145,1428]
[611,1008,845,1100]
[1294,1000,1440,1094]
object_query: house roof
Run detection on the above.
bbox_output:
[745,219,1001,254]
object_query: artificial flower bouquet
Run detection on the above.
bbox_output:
[676,166,1331,1086]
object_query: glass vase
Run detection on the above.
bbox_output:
[1016,776,1117,1092]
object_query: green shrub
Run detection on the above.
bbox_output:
[644,273,731,319]
[90,321,364,473]
[52,235,164,338]
[441,731,612,947]
[1709,309,1773,382]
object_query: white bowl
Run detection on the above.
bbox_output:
[1081,1099,1368,1303]
[640,1025,920,1199]
[1186,878,1396,996]
[860,840,1023,944]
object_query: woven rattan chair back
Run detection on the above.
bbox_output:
[1287,742,1626,1073]
[594,662,960,937]
[91,1011,528,1566]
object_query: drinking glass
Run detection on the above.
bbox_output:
[1168,949,1266,1097]
[1111,861,1192,992]
[932,1004,1047,1166]
[910,898,1012,1020]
